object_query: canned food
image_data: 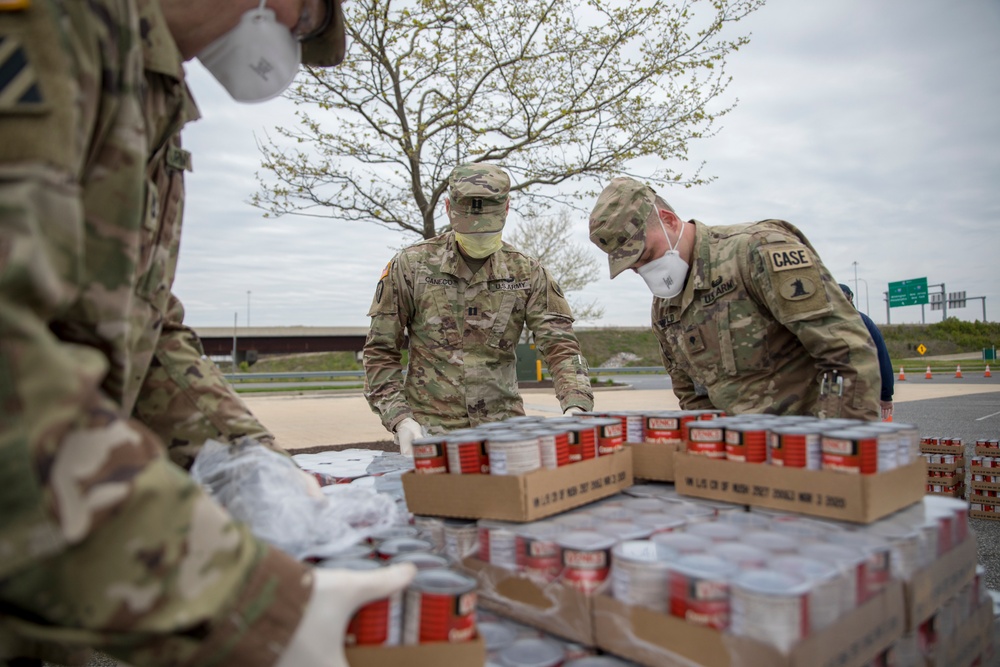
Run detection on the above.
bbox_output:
[413,516,446,551]
[725,424,768,463]
[632,512,687,535]
[611,540,677,612]
[321,542,375,561]
[328,559,401,646]
[644,412,683,444]
[527,428,570,469]
[488,433,542,476]
[516,522,565,581]
[498,637,565,667]
[770,425,823,469]
[589,417,625,455]
[556,531,617,594]
[770,555,845,633]
[651,532,713,555]
[740,530,800,555]
[687,422,726,459]
[597,520,654,542]
[834,532,892,601]
[799,543,866,609]
[565,423,598,462]
[389,552,450,571]
[403,568,477,644]
[446,430,490,474]
[443,519,479,562]
[377,537,435,560]
[412,435,449,474]
[685,521,744,543]
[479,620,518,653]
[821,427,879,474]
[730,569,810,652]
[478,520,520,570]
[668,554,736,630]
[713,542,769,569]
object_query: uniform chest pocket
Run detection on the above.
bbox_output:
[486,292,522,349]
[720,299,770,375]
[136,164,183,308]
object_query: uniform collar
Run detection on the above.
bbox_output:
[137,0,201,124]
[442,233,510,284]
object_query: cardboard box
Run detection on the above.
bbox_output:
[971,478,1000,492]
[968,492,998,505]
[974,445,1000,457]
[903,538,977,630]
[926,475,961,489]
[629,441,681,481]
[920,444,966,455]
[402,449,633,522]
[923,601,994,667]
[346,637,486,667]
[673,453,926,524]
[926,485,965,499]
[462,557,595,645]
[924,456,963,474]
[593,580,905,667]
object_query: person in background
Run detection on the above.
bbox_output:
[840,283,894,420]
[364,163,594,454]
[0,1,413,666]
[588,177,880,420]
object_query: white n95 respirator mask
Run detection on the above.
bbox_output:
[197,0,302,103]
[637,216,689,299]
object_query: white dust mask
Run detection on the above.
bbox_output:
[636,216,689,299]
[197,0,302,103]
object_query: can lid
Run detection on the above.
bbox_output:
[669,553,738,578]
[733,568,809,594]
[769,424,827,435]
[555,530,617,551]
[587,417,624,426]
[411,567,476,594]
[498,637,565,667]
[478,621,518,652]
[317,557,381,571]
[597,520,653,541]
[389,552,450,570]
[686,522,743,541]
[377,536,434,557]
[413,435,448,445]
[770,555,840,580]
[612,539,678,565]
[564,657,635,667]
[650,532,712,554]
[712,542,769,566]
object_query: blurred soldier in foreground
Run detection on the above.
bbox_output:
[0,1,413,666]
[589,177,880,420]
[364,163,594,454]
[840,283,894,420]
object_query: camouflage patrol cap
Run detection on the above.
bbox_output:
[301,0,347,67]
[447,163,511,233]
[589,177,656,278]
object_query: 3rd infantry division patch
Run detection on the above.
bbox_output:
[0,35,45,112]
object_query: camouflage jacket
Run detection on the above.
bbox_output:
[364,232,594,433]
[652,219,880,420]
[0,1,308,665]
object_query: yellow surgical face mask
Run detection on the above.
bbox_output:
[455,231,503,259]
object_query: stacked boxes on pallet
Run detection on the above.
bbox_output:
[970,438,1000,520]
[920,436,967,499]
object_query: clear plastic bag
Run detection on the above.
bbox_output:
[191,438,400,560]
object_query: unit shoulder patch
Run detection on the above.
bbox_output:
[0,35,46,113]
[765,243,814,273]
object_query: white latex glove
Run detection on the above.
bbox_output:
[275,562,417,667]
[393,417,422,457]
[564,406,586,415]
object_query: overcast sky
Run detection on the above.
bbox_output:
[174,0,1000,330]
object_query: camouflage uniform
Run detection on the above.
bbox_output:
[364,165,593,433]
[0,1,311,665]
[590,178,880,420]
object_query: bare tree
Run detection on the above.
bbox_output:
[253,0,765,241]
[507,208,604,322]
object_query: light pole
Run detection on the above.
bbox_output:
[852,261,859,304]
[856,278,870,316]
[247,290,251,328]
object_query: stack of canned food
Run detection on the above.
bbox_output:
[970,438,1000,519]
[479,610,638,667]
[467,489,970,652]
[410,414,627,476]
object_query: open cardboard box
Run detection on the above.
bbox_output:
[593,580,905,667]
[628,441,682,481]
[346,637,486,667]
[402,449,633,521]
[673,452,926,523]
[461,557,596,645]
[902,537,977,631]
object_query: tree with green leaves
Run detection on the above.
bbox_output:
[253,0,765,241]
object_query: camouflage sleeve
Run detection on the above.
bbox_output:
[744,231,880,420]
[133,294,285,470]
[652,302,714,410]
[526,266,594,411]
[0,3,310,665]
[363,256,414,431]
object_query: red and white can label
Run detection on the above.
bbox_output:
[403,572,477,645]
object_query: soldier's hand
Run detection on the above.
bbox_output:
[880,400,894,421]
[393,418,423,457]
[564,406,586,415]
[275,563,417,667]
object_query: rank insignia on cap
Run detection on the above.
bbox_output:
[0,36,45,111]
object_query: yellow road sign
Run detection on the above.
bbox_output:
[917,344,927,355]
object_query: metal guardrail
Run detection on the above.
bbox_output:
[222,367,668,382]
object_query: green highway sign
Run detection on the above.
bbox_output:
[888,277,929,308]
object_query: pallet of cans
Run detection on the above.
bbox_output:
[477,609,630,667]
[670,414,927,523]
[969,450,1000,521]
[401,415,633,521]
[589,495,985,667]
[973,437,1000,457]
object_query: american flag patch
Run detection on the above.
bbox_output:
[0,35,44,111]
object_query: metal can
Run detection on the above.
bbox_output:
[479,620,518,654]
[633,512,687,535]
[770,555,845,633]
[488,433,542,476]
[730,569,810,652]
[376,536,435,561]
[668,554,736,630]
[369,525,423,545]
[611,540,677,612]
[685,521,744,543]
[565,423,598,462]
[834,532,892,601]
[725,423,768,463]
[403,568,477,644]
[770,425,824,469]
[713,542,769,569]
[321,542,375,561]
[325,559,402,646]
[526,427,570,469]
[515,522,565,581]
[687,422,726,459]
[443,519,479,562]
[478,520,520,570]
[651,532,712,556]
[597,520,654,542]
[740,530,800,555]
[605,411,645,444]
[589,417,625,455]
[556,531,617,594]
[389,551,450,571]
[644,412,683,444]
[412,435,449,474]
[820,427,879,474]
[498,637,565,667]
[445,430,490,474]
[413,516,446,551]
[799,543,866,610]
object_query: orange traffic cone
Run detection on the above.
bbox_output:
[955,365,963,379]
[986,365,992,378]
[925,366,933,379]
[898,367,906,381]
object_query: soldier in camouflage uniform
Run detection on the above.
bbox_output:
[364,164,594,446]
[0,1,412,666]
[589,177,880,420]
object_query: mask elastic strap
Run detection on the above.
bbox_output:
[657,210,683,254]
